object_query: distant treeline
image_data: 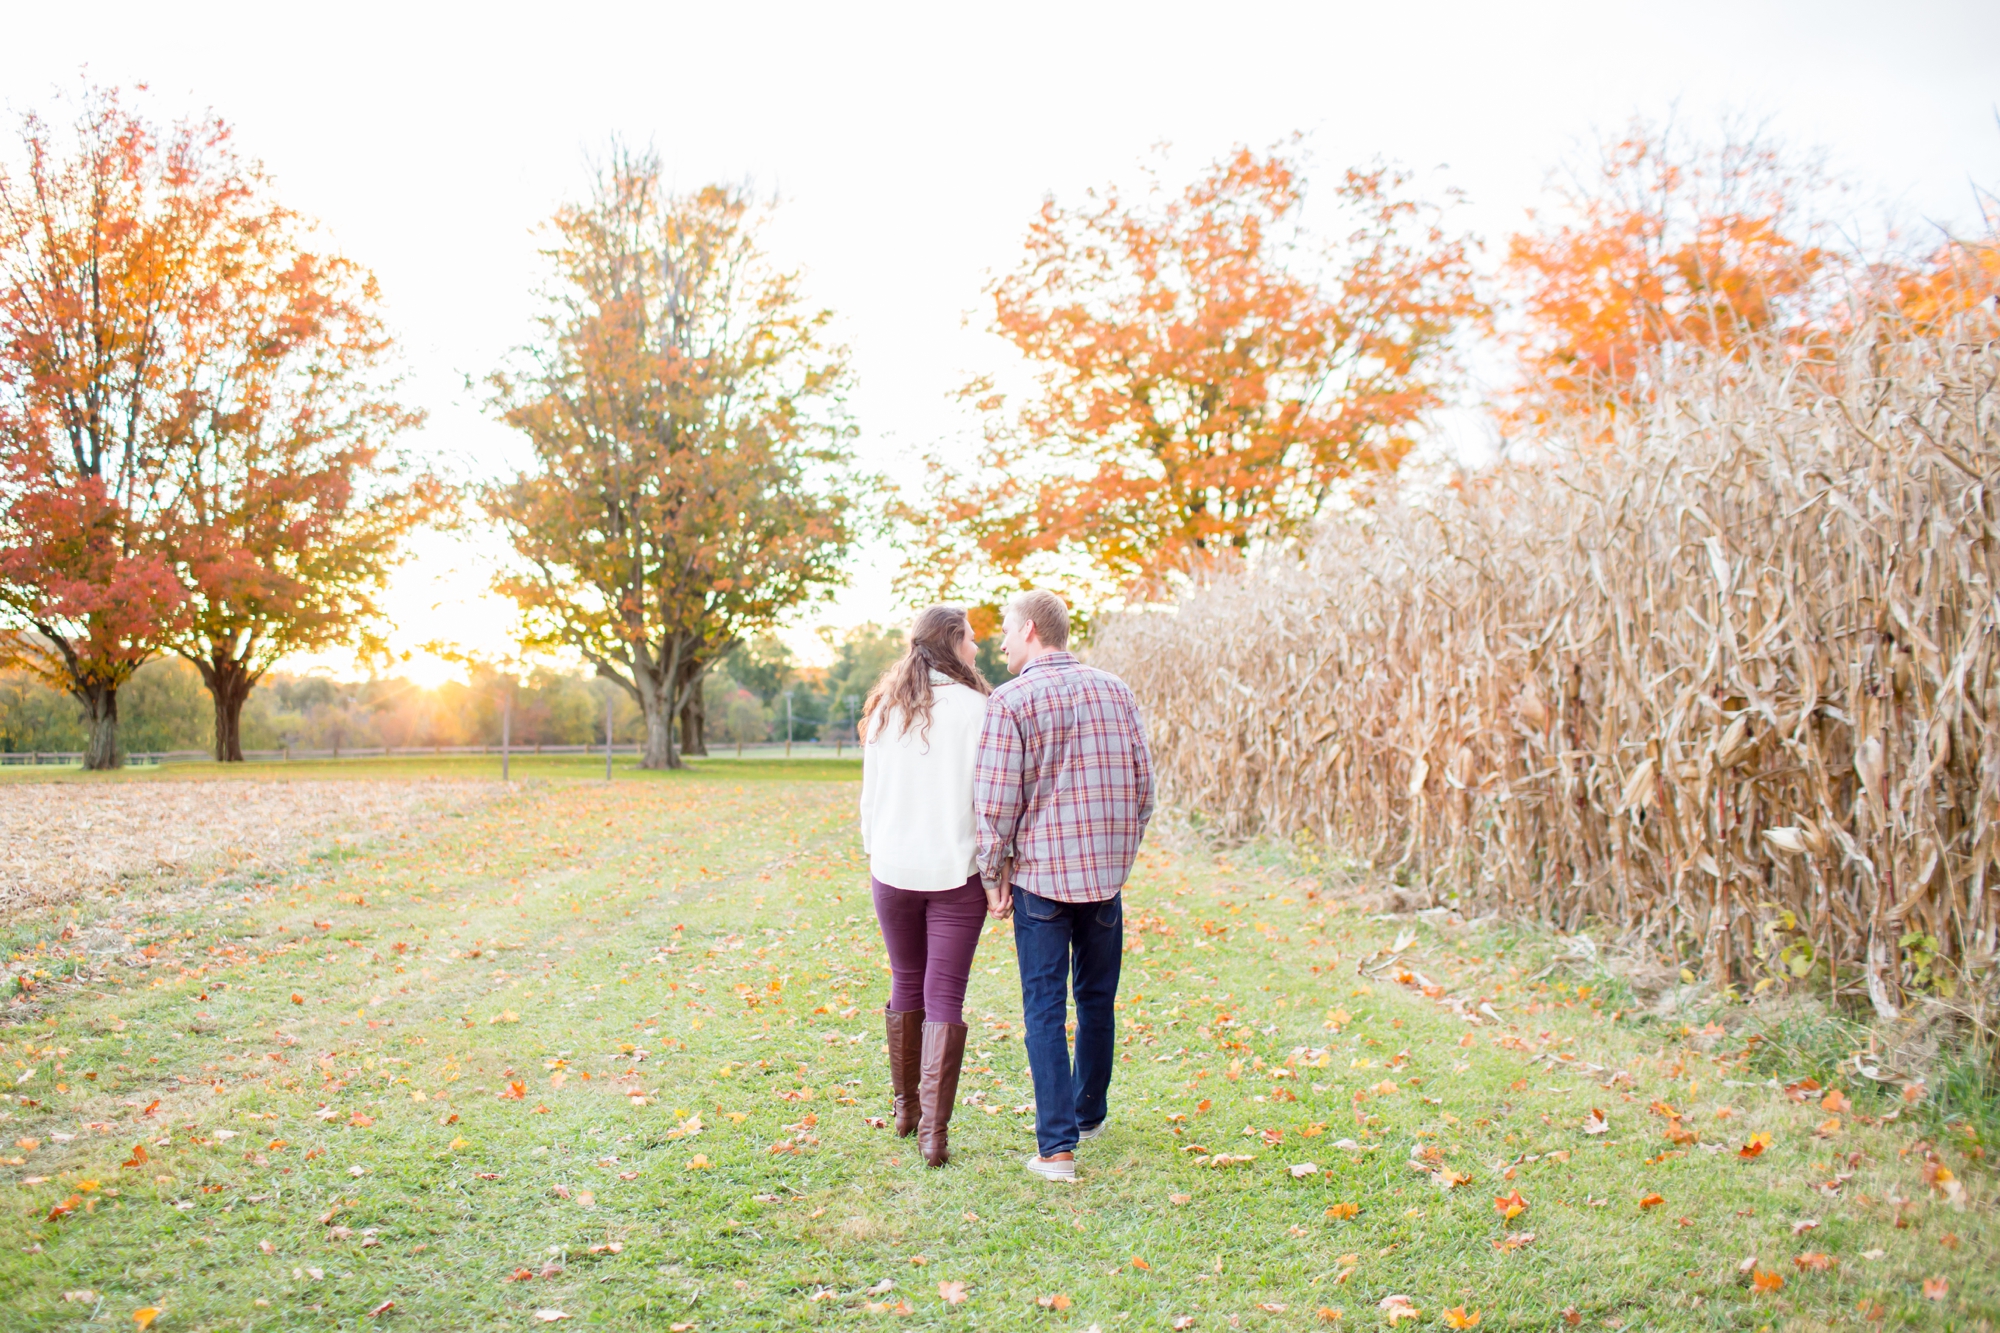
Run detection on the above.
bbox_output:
[0,624,1003,757]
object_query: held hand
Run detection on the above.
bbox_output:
[984,883,1013,919]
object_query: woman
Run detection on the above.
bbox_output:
[858,605,1000,1167]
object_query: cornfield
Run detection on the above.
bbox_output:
[1095,324,2000,1015]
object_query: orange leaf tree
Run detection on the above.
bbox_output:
[486,150,862,769]
[906,141,1480,605]
[158,171,437,761]
[0,86,231,768]
[1504,117,1836,421]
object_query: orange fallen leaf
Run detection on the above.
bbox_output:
[1441,1308,1482,1329]
[499,1082,526,1100]
[685,1155,709,1170]
[1131,1256,1151,1271]
[1317,1308,1344,1323]
[1813,1116,1841,1138]
[367,1300,395,1317]
[1169,1193,1191,1206]
[938,1281,967,1305]
[1324,1202,1359,1219]
[1738,1133,1771,1160]
[1493,1190,1528,1223]
[1491,1232,1535,1252]
[1561,1309,1581,1326]
[1794,1252,1834,1272]
[1581,1108,1608,1135]
[1638,1193,1664,1209]
[1037,1293,1071,1310]
[1820,1089,1850,1113]
[1751,1269,1784,1293]
[133,1311,161,1331]
[1902,1082,1926,1104]
[1922,1276,1948,1301]
[121,1144,149,1169]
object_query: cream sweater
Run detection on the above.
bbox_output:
[858,673,988,891]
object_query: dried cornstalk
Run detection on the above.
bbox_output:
[1094,323,2000,1014]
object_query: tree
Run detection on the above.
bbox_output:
[487,149,862,769]
[1504,116,1834,420]
[905,140,1481,603]
[0,85,232,768]
[160,205,437,761]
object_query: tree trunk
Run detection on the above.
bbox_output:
[640,684,680,768]
[680,686,707,757]
[197,656,259,762]
[629,662,680,770]
[76,679,121,770]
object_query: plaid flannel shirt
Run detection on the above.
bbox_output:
[974,652,1156,903]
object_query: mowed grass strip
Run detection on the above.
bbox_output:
[0,761,1989,1330]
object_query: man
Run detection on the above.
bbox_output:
[975,589,1155,1182]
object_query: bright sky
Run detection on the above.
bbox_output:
[7,1,1996,682]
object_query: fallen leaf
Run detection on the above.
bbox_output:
[1170,1194,1191,1206]
[1751,1269,1784,1293]
[685,1155,709,1170]
[1561,1311,1581,1327]
[1491,1232,1535,1252]
[133,1311,161,1331]
[121,1144,149,1169]
[1131,1256,1151,1271]
[1794,1252,1834,1272]
[1377,1294,1421,1324]
[938,1281,967,1305]
[1325,1202,1359,1219]
[1493,1190,1528,1222]
[367,1299,395,1317]
[1922,1277,1948,1301]
[1820,1089,1851,1113]
[1638,1193,1664,1209]
[1290,1163,1320,1179]
[533,1312,570,1323]
[1257,1303,1287,1313]
[1172,1319,1197,1331]
[1582,1108,1608,1135]
[1738,1133,1771,1159]
[1037,1293,1071,1310]
[1813,1117,1841,1138]
[1441,1309,1481,1329]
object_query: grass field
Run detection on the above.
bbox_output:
[0,759,1991,1330]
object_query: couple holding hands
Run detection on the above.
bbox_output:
[856,590,1155,1182]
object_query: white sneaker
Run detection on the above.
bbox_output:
[1077,1121,1107,1142]
[1023,1154,1078,1182]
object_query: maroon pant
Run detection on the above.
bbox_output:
[872,874,986,1026]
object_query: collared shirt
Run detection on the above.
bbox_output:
[974,651,1155,903]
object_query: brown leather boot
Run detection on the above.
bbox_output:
[917,1021,968,1168]
[885,1008,924,1138]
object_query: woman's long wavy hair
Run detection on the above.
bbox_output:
[861,605,991,744]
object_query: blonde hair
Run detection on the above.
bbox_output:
[1007,589,1071,651]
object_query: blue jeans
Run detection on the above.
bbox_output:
[1013,888,1123,1157]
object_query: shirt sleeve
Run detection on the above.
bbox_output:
[858,727,877,856]
[1130,693,1156,829]
[973,695,1025,892]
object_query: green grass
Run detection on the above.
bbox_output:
[0,764,1992,1330]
